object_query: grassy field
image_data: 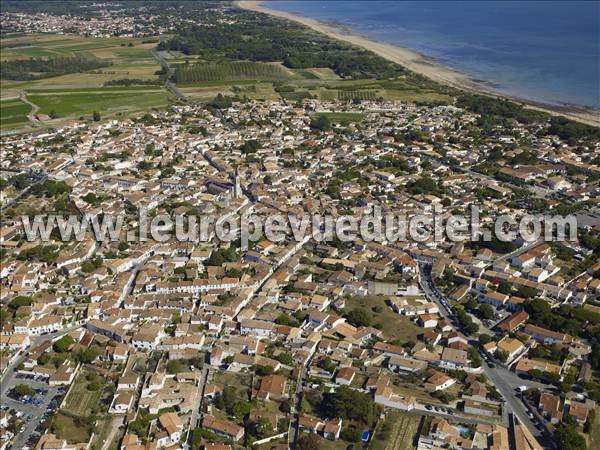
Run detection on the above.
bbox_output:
[371,411,421,450]
[62,372,103,417]
[1,33,167,129]
[174,61,291,83]
[26,86,162,93]
[337,90,378,101]
[178,79,258,88]
[51,412,92,444]
[301,435,352,450]
[314,112,365,125]
[0,98,31,128]
[300,67,341,79]
[345,295,422,342]
[1,32,455,131]
[392,378,462,406]
[28,90,170,119]
[212,371,252,396]
[180,81,280,101]
[1,34,157,60]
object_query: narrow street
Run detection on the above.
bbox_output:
[100,416,125,450]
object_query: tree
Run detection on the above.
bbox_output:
[497,349,509,363]
[9,296,33,309]
[53,335,75,353]
[251,417,274,439]
[345,307,372,327]
[468,347,482,368]
[81,260,95,273]
[304,389,323,409]
[221,386,238,415]
[209,93,233,109]
[77,347,98,363]
[191,428,203,450]
[275,313,299,327]
[213,393,225,410]
[279,399,292,413]
[240,139,261,154]
[274,352,294,365]
[341,426,361,442]
[318,356,336,374]
[232,400,250,419]
[92,111,101,121]
[13,384,36,397]
[37,353,50,365]
[518,286,538,299]
[88,380,102,391]
[321,386,375,425]
[255,364,274,376]
[497,280,512,295]
[297,434,320,450]
[554,423,586,450]
[0,308,8,325]
[479,334,492,345]
[478,304,495,320]
[166,359,183,374]
[310,114,331,131]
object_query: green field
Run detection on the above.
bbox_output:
[50,412,93,444]
[178,79,258,88]
[110,47,155,59]
[1,33,167,128]
[337,90,378,101]
[62,375,103,417]
[28,90,170,119]
[26,86,162,93]
[1,98,31,128]
[281,90,314,100]
[174,61,291,83]
[1,31,454,130]
[344,295,422,342]
[304,436,350,450]
[1,34,157,60]
[314,112,365,125]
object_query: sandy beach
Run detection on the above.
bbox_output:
[237,1,599,126]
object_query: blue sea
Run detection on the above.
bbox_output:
[267,1,600,109]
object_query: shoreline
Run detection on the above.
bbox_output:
[237,1,599,126]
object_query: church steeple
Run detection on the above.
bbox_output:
[234,166,242,198]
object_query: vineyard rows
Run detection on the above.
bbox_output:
[174,61,290,83]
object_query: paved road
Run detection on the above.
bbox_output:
[416,262,553,448]
[152,49,187,102]
[0,323,83,396]
[481,360,555,449]
[288,351,315,449]
[185,362,210,449]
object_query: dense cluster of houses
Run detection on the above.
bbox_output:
[0,94,598,450]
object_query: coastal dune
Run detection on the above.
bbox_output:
[237,0,599,126]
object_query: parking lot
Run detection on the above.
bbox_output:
[1,374,65,450]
